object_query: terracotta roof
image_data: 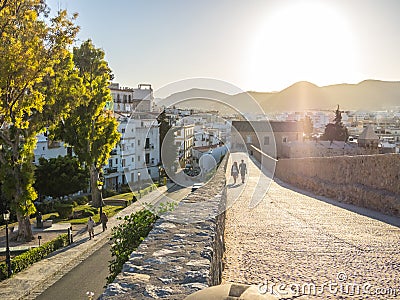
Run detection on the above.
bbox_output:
[232,121,303,133]
[358,125,379,141]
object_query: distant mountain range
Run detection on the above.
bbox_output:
[158,80,400,113]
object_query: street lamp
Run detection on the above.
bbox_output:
[97,180,103,218]
[3,210,12,277]
[137,171,141,196]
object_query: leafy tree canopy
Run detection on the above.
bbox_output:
[34,155,89,199]
[52,40,120,207]
[0,0,79,241]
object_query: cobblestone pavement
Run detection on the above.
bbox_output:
[222,153,400,299]
[0,185,172,300]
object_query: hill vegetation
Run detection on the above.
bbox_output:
[160,80,400,113]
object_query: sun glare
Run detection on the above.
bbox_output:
[246,2,359,91]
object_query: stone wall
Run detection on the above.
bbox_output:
[274,154,400,217]
[281,141,379,158]
[100,156,228,299]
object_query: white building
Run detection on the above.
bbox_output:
[110,83,154,114]
[174,124,194,165]
[103,113,160,190]
[33,133,71,165]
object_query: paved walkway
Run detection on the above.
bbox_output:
[222,153,400,299]
[0,185,171,300]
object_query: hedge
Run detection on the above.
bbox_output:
[55,203,74,219]
[0,234,69,281]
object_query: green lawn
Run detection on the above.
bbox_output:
[59,204,124,225]
[105,192,134,201]
[0,184,162,229]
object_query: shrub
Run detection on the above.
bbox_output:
[72,206,97,219]
[75,196,88,205]
[55,203,74,219]
[34,202,53,214]
[0,234,69,281]
[120,184,131,193]
[47,214,58,220]
[103,189,118,198]
[107,210,157,283]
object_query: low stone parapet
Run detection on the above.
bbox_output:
[101,156,228,299]
[274,153,400,217]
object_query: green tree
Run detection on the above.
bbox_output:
[161,126,179,177]
[321,105,349,142]
[157,109,170,158]
[0,0,79,241]
[53,40,120,208]
[34,156,89,200]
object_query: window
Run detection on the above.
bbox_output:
[109,159,113,167]
[145,153,150,164]
[132,157,134,162]
[121,128,125,133]
[115,158,118,165]
[145,138,150,149]
[264,136,270,145]
[282,137,288,143]
[138,140,140,146]
[122,159,126,167]
[138,155,140,161]
[131,173,134,183]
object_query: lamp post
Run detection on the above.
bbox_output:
[3,210,12,278]
[137,171,141,197]
[98,180,103,219]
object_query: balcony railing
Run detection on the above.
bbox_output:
[104,167,118,174]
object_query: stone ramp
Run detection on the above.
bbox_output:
[222,152,400,299]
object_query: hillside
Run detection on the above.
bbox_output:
[253,80,400,112]
[158,80,400,113]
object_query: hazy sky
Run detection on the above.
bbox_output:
[48,0,400,93]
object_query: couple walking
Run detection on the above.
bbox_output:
[87,212,108,240]
[231,159,247,184]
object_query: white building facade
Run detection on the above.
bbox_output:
[103,112,160,190]
[33,133,71,165]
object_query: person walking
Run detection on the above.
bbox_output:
[231,161,239,184]
[87,216,95,240]
[100,212,108,232]
[239,159,247,184]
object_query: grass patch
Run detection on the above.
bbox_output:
[59,205,123,225]
[105,192,134,201]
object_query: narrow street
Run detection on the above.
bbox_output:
[36,242,112,300]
